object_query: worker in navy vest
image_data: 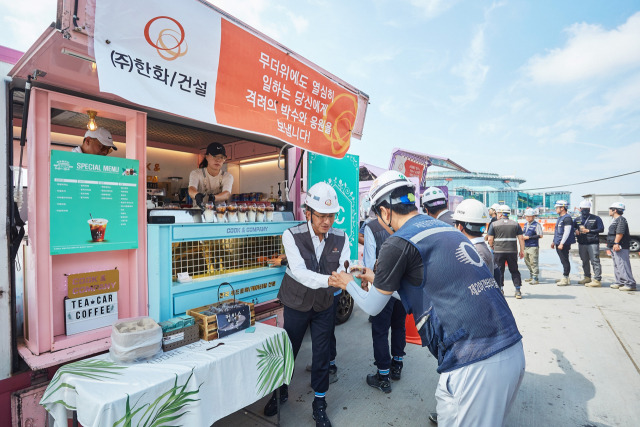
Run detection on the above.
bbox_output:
[421,187,454,226]
[607,202,636,291]
[263,182,350,427]
[328,171,524,427]
[573,200,604,287]
[362,205,406,394]
[551,200,576,286]
[522,208,543,284]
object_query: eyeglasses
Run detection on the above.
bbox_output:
[313,212,336,222]
[91,138,113,155]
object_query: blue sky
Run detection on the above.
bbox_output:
[2,0,639,204]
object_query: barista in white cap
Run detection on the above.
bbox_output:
[263,182,350,427]
[72,127,116,156]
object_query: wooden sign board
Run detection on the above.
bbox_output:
[67,269,119,299]
[64,292,118,335]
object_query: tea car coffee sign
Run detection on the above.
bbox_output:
[50,150,139,255]
[64,292,118,335]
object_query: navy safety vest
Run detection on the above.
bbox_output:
[574,214,602,245]
[553,213,576,245]
[364,218,391,259]
[278,222,346,312]
[523,220,541,248]
[392,215,522,373]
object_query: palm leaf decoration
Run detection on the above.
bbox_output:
[114,369,202,427]
[42,359,127,403]
[256,332,294,397]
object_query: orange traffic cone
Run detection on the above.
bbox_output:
[405,314,422,345]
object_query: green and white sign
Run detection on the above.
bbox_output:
[50,150,139,255]
[308,153,359,259]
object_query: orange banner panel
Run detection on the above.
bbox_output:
[215,19,358,158]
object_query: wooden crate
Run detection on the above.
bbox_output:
[187,300,255,341]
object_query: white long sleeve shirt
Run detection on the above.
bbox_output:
[282,221,351,290]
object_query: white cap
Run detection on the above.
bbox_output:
[368,170,415,207]
[489,203,501,211]
[451,199,490,224]
[84,127,116,150]
[524,208,535,216]
[421,187,447,208]
[498,204,511,215]
[555,200,569,208]
[305,182,340,214]
[609,202,625,211]
[579,200,592,209]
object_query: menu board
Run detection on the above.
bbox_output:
[50,150,139,255]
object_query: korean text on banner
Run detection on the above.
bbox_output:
[94,0,364,158]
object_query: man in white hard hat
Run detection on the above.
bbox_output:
[328,171,524,427]
[607,202,636,291]
[72,127,117,156]
[551,200,576,286]
[452,199,494,271]
[522,208,543,284]
[487,204,525,298]
[573,200,604,287]
[421,187,454,226]
[263,182,350,427]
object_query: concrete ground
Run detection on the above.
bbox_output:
[214,247,640,427]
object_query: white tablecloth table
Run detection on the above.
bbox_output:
[41,323,293,427]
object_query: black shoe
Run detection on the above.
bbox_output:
[390,360,403,381]
[312,398,332,427]
[263,385,288,417]
[366,372,392,393]
[429,411,438,424]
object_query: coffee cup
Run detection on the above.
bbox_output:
[88,219,108,242]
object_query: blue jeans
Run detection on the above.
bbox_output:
[371,298,406,370]
[283,304,334,393]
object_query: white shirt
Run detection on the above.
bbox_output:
[71,146,82,153]
[282,220,351,290]
[188,168,233,195]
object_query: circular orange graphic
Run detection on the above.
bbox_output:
[144,16,188,61]
[323,93,357,156]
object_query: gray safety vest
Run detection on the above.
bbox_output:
[492,219,520,253]
[278,222,346,312]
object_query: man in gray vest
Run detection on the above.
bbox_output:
[487,205,525,299]
[263,182,350,427]
[421,187,454,226]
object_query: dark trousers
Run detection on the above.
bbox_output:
[371,298,407,370]
[283,304,334,393]
[556,245,572,276]
[495,252,522,288]
[330,292,340,361]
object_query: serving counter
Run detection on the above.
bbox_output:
[147,220,302,322]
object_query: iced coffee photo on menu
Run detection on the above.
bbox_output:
[88,217,108,242]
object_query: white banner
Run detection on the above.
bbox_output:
[94,0,221,124]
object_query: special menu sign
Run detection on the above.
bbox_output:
[50,150,139,255]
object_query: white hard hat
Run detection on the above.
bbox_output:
[84,127,116,150]
[421,187,447,208]
[579,200,592,209]
[489,203,501,211]
[554,200,569,208]
[610,202,625,211]
[498,204,511,215]
[452,199,490,224]
[524,208,535,216]
[305,182,340,213]
[368,171,415,207]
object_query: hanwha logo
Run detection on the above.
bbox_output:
[323,93,358,157]
[454,241,484,268]
[144,16,188,61]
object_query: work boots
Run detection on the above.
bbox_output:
[557,277,571,286]
[578,277,592,284]
[263,384,288,417]
[390,360,403,381]
[312,398,332,427]
[586,280,601,287]
[367,371,392,393]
